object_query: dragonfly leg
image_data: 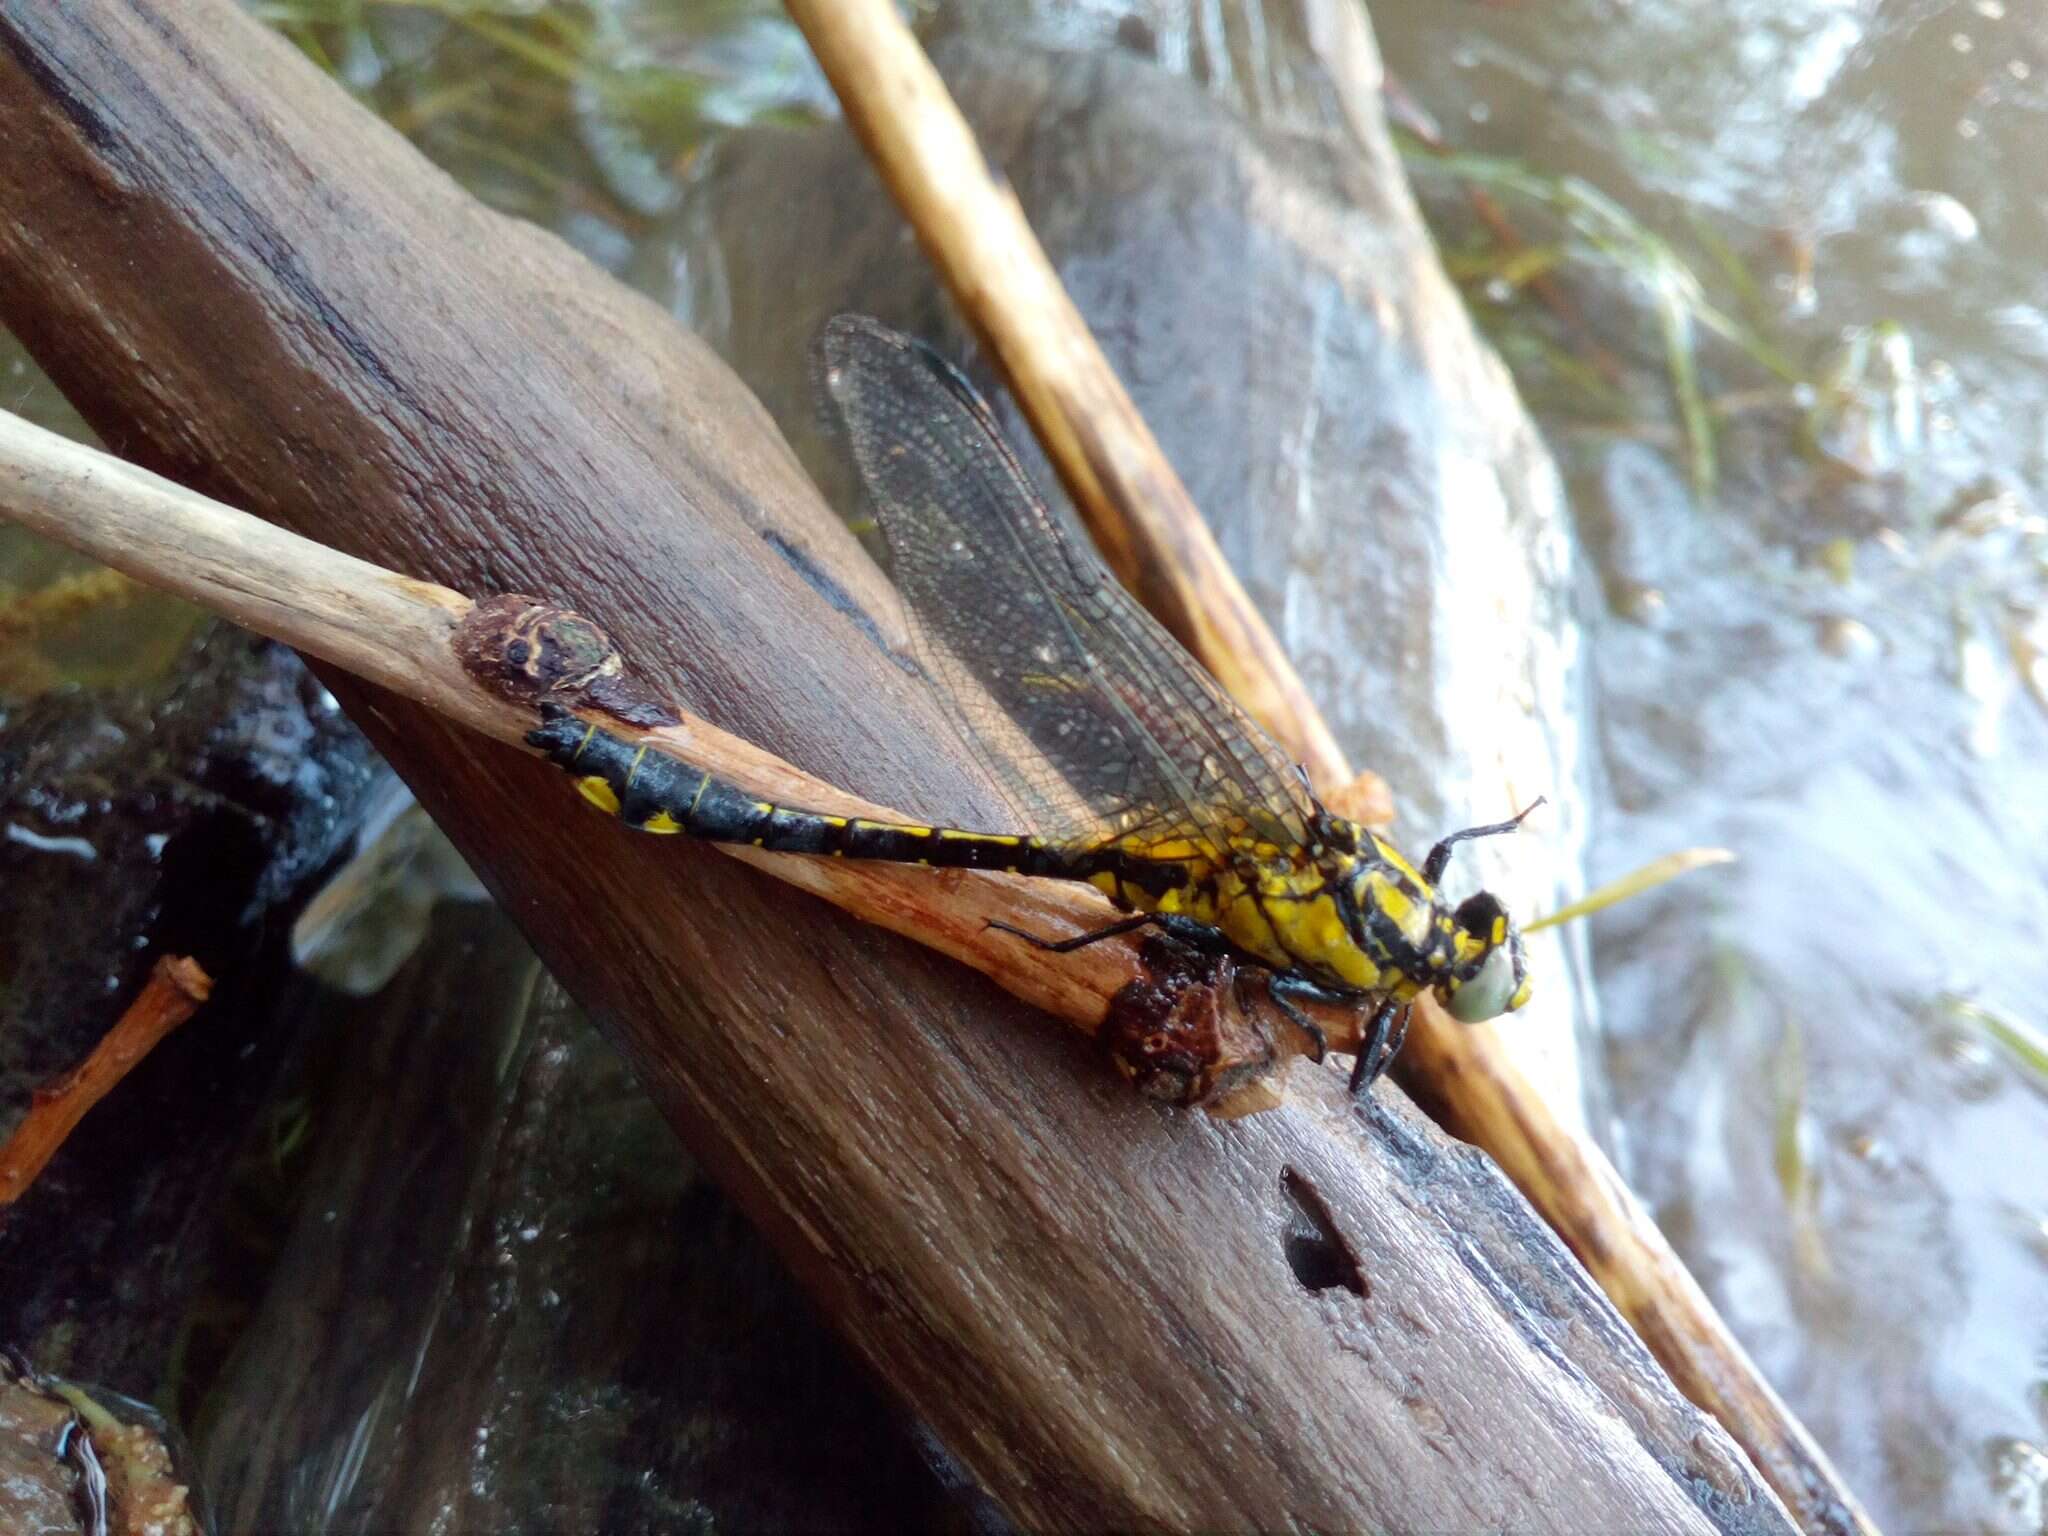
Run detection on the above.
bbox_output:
[1261,999,1327,1056]
[1262,987,1326,1063]
[1348,998,1411,1094]
[986,911,1226,955]
[1385,1001,1414,1062]
[1267,973,1362,1065]
[987,913,1153,953]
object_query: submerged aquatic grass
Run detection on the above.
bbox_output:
[1939,993,2048,1091]
[1770,1010,1831,1281]
[250,0,823,233]
[0,554,205,699]
[1399,135,1916,503]
[1524,846,1735,934]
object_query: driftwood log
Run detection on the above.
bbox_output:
[0,2,1796,1529]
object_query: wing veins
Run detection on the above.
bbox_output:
[815,316,1314,861]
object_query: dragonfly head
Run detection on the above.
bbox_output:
[1439,891,1531,1023]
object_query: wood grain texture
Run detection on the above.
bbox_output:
[0,3,1793,1529]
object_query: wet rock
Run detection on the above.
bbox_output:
[0,1366,79,1536]
[0,625,377,1386]
[0,1355,207,1536]
[198,907,953,1534]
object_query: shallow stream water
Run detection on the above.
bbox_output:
[1370,5,2048,1530]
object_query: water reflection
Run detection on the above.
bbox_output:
[1373,2,2048,1528]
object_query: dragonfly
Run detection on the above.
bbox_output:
[528,315,1536,1091]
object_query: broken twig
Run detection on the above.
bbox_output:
[0,956,213,1206]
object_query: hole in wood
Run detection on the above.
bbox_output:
[1280,1166,1368,1297]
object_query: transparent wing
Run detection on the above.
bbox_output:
[813,315,1313,858]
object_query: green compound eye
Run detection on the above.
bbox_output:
[1446,944,1517,1023]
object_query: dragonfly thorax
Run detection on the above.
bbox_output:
[1320,824,1531,1024]
[1328,841,1454,993]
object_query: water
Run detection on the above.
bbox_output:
[1369,4,2048,1530]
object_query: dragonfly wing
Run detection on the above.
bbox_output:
[813,315,1313,860]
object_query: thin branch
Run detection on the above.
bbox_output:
[0,956,212,1205]
[0,407,483,730]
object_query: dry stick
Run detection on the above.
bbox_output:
[0,409,1315,1113]
[785,0,1349,793]
[782,10,1874,1534]
[0,956,212,1205]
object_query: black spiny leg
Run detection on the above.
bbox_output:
[1421,797,1548,884]
[1383,1002,1414,1065]
[987,911,1228,955]
[1268,973,1361,1066]
[1349,999,1411,1094]
[995,916,1357,1069]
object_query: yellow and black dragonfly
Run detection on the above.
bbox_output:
[530,315,1535,1090]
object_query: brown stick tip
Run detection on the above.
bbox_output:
[153,954,212,1004]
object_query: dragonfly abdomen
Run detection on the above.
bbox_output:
[528,710,1071,875]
